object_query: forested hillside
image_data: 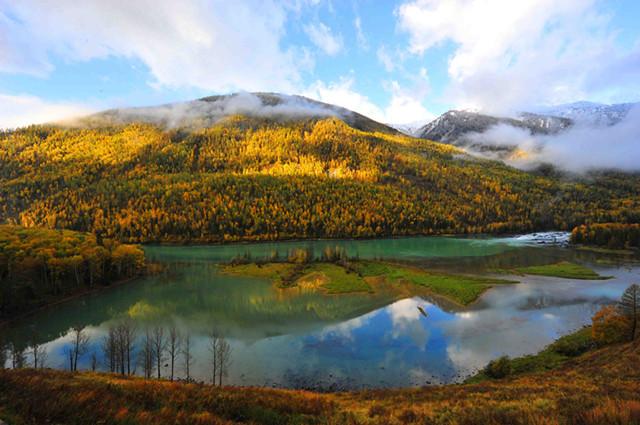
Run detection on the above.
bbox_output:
[1,116,639,243]
[571,223,640,249]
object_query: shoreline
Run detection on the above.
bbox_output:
[0,274,145,328]
[139,229,570,248]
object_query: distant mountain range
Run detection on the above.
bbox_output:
[391,101,638,146]
[538,101,637,126]
[413,111,571,143]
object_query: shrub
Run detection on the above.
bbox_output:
[591,306,631,346]
[485,356,512,379]
[550,327,594,356]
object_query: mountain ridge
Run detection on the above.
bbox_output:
[74,92,398,135]
[414,101,639,147]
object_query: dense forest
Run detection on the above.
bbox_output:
[0,225,145,319]
[1,116,639,243]
[571,223,640,249]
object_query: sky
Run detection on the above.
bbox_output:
[1,0,640,128]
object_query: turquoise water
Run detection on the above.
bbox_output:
[2,235,638,388]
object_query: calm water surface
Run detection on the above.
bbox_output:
[3,235,639,389]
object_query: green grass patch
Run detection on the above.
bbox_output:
[303,263,372,294]
[356,261,516,305]
[466,327,594,383]
[576,245,637,255]
[224,260,515,304]
[514,261,609,280]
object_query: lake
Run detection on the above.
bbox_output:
[2,234,639,389]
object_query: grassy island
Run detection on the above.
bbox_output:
[492,261,609,280]
[221,248,516,306]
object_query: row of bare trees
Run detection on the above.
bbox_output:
[2,322,232,385]
[102,321,232,384]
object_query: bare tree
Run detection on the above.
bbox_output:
[182,332,194,381]
[102,326,118,373]
[119,320,137,375]
[9,342,26,369]
[207,330,233,386]
[167,326,182,381]
[69,326,90,371]
[90,352,98,371]
[216,336,232,386]
[28,340,47,369]
[139,327,156,379]
[208,329,220,385]
[38,348,48,369]
[152,326,167,379]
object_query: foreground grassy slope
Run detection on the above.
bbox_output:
[1,340,638,424]
[1,117,639,243]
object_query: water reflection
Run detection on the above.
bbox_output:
[2,237,639,389]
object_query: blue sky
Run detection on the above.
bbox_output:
[1,0,640,128]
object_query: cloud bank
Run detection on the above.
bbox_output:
[397,0,640,114]
[80,92,344,128]
[1,0,302,92]
[0,94,94,129]
[466,106,640,173]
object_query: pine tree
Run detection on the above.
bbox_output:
[619,284,640,341]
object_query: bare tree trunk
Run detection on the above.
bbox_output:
[208,329,219,385]
[216,336,232,386]
[139,328,155,379]
[168,326,181,382]
[182,333,193,381]
[70,326,89,372]
[152,326,167,379]
[91,352,98,371]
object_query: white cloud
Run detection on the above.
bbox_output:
[354,16,368,50]
[377,46,395,72]
[303,77,434,125]
[304,21,343,56]
[0,0,304,92]
[0,94,94,129]
[384,81,435,124]
[397,0,640,113]
[303,77,385,121]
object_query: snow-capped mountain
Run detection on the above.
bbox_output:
[389,121,427,137]
[414,101,638,146]
[415,110,571,144]
[538,101,638,126]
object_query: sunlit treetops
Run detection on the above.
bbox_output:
[571,223,640,249]
[1,116,639,243]
[0,225,145,318]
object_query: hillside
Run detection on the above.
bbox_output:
[1,339,638,424]
[1,113,639,243]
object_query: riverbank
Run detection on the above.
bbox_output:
[1,338,638,424]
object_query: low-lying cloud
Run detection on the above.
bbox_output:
[466,106,640,173]
[78,92,342,128]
